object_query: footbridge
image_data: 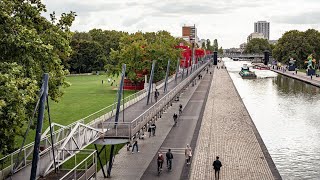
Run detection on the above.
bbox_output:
[0,60,210,180]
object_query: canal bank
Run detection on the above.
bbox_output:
[190,65,281,180]
[271,69,320,87]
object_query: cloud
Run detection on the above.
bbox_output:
[122,16,144,27]
[273,11,320,24]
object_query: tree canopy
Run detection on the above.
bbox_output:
[273,29,320,67]
[0,0,75,154]
[244,38,271,54]
[108,31,182,83]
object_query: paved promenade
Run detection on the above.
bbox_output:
[96,67,209,180]
[271,68,320,87]
[189,66,281,180]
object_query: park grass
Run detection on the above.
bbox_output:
[2,75,135,161]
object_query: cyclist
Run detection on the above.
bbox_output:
[179,104,183,115]
[166,149,173,171]
[157,151,164,174]
[173,113,178,126]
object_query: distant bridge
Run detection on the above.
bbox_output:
[222,53,264,59]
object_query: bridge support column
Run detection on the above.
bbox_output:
[107,145,115,178]
[164,60,170,93]
[94,145,107,178]
[147,61,156,105]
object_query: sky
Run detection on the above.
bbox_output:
[43,0,320,48]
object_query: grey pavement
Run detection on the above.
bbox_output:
[96,64,210,180]
[189,64,281,180]
[140,66,213,180]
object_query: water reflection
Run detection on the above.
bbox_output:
[273,75,320,95]
[224,58,320,180]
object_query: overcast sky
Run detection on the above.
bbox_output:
[43,0,320,48]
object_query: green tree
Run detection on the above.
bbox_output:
[206,39,212,51]
[201,42,206,49]
[213,39,219,51]
[69,40,107,73]
[108,31,181,84]
[0,0,75,154]
[272,30,319,67]
[244,38,271,54]
[218,47,223,55]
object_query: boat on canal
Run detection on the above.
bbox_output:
[239,64,257,79]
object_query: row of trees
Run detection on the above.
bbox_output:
[244,29,320,68]
[68,30,126,73]
[273,29,320,68]
[108,31,183,83]
[202,39,223,54]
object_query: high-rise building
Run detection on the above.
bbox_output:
[254,21,270,40]
[182,25,198,43]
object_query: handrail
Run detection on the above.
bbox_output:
[0,70,178,177]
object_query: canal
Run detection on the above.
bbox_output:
[224,59,320,179]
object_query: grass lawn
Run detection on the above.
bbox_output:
[6,75,135,160]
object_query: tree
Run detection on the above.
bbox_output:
[244,38,271,54]
[272,29,320,67]
[201,42,206,49]
[218,47,223,55]
[206,39,212,51]
[213,39,219,51]
[0,0,76,154]
[108,31,181,83]
[69,40,107,73]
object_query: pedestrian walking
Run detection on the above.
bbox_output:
[173,113,178,126]
[185,144,192,165]
[131,140,139,153]
[148,126,152,137]
[166,149,173,170]
[157,151,164,173]
[154,89,160,102]
[213,156,222,180]
[151,123,156,136]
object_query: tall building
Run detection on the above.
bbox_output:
[247,32,265,43]
[254,21,270,40]
[182,25,198,43]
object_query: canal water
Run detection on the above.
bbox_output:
[224,58,320,180]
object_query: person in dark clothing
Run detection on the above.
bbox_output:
[151,123,156,136]
[213,156,222,180]
[154,89,159,102]
[131,140,139,153]
[173,113,178,126]
[166,149,173,170]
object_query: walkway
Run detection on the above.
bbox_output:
[140,66,213,180]
[271,68,320,87]
[96,65,211,179]
[189,65,282,180]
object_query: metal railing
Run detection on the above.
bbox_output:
[102,62,209,139]
[58,149,96,180]
[0,71,177,179]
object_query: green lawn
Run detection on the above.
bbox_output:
[13,74,135,153]
[0,75,135,173]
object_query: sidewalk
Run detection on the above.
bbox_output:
[271,68,320,87]
[96,67,208,180]
[140,66,213,180]
[189,65,281,180]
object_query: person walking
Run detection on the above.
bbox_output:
[213,156,222,180]
[185,144,192,165]
[166,149,173,170]
[151,122,156,136]
[131,140,139,153]
[157,151,164,172]
[154,89,159,102]
[179,104,183,115]
[173,113,178,126]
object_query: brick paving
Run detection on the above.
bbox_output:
[189,66,279,180]
[271,69,320,87]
